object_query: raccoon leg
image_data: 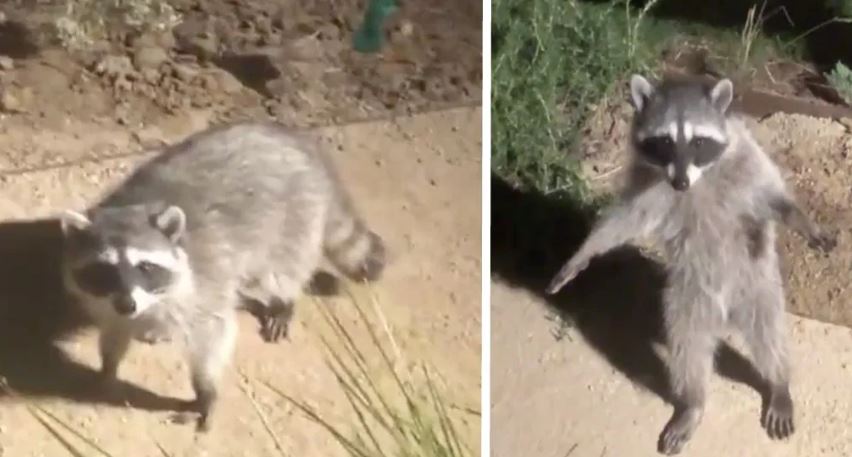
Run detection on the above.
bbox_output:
[659,287,720,455]
[546,187,667,294]
[183,312,238,432]
[99,325,132,381]
[735,280,794,440]
[241,269,309,343]
[260,296,294,342]
[768,195,836,253]
[249,202,328,343]
[659,331,716,455]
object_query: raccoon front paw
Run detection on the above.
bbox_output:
[169,400,213,432]
[261,298,294,343]
[545,259,589,295]
[762,390,795,440]
[657,407,702,455]
[136,329,172,345]
[808,231,837,253]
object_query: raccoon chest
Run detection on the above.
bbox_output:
[660,207,741,267]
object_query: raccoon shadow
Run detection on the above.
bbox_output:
[0,218,185,412]
[491,173,768,405]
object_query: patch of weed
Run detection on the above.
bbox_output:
[492,0,660,205]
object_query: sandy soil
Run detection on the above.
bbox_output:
[0,106,481,456]
[0,0,481,129]
[491,282,852,457]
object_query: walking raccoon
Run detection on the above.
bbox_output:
[60,122,386,431]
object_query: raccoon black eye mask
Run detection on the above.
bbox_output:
[637,135,726,169]
[74,257,175,297]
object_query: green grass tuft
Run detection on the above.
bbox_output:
[827,61,852,105]
[258,285,475,457]
[492,0,657,204]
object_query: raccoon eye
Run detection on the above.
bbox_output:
[638,136,676,165]
[137,261,161,275]
[692,137,706,147]
[74,262,120,296]
[136,261,173,292]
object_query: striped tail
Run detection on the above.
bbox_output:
[323,205,386,282]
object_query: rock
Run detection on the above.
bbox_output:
[317,24,340,41]
[141,68,161,83]
[94,55,134,79]
[132,126,167,148]
[133,45,169,71]
[210,69,242,94]
[131,31,176,51]
[282,35,324,60]
[184,34,219,60]
[0,86,32,113]
[172,63,199,82]
[0,56,12,71]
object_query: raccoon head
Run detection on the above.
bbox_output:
[59,203,192,319]
[628,74,734,192]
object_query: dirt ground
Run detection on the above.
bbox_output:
[0,0,481,129]
[491,282,852,457]
[0,1,481,455]
[0,106,482,456]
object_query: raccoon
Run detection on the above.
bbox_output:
[546,75,835,454]
[59,122,386,431]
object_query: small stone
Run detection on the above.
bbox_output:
[283,35,323,60]
[94,55,134,79]
[0,56,13,71]
[132,126,167,148]
[400,21,414,36]
[141,68,161,83]
[172,63,198,82]
[132,31,176,51]
[133,45,169,71]
[187,35,218,60]
[211,69,242,94]
[0,86,31,113]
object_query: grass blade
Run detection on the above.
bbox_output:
[237,371,289,457]
[25,407,89,457]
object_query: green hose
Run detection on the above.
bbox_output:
[353,0,399,53]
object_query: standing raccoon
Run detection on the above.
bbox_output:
[59,122,386,431]
[546,75,835,454]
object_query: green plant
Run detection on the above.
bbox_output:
[827,61,852,105]
[492,0,659,205]
[257,286,475,457]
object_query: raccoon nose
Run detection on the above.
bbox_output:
[671,177,690,191]
[114,295,136,315]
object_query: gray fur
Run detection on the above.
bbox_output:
[547,75,835,454]
[60,122,386,431]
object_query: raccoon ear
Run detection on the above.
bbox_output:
[629,74,654,111]
[710,78,734,113]
[59,210,91,235]
[153,205,186,243]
